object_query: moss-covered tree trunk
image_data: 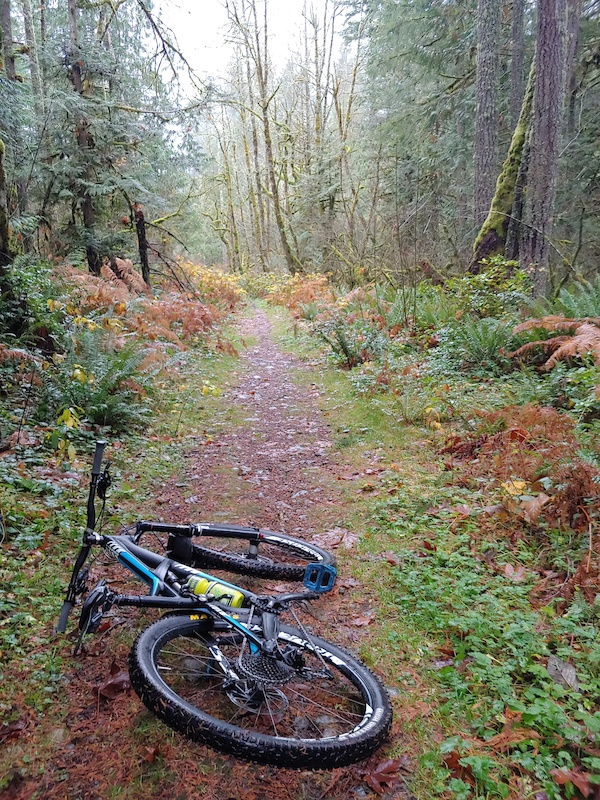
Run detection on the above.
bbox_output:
[470,63,535,271]
[0,138,12,270]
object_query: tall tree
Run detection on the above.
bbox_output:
[471,62,535,267]
[520,0,568,295]
[509,0,526,128]
[0,139,11,269]
[474,0,501,227]
[67,0,102,275]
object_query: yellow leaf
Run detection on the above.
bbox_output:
[501,479,528,496]
[67,444,76,461]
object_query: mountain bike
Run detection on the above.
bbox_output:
[57,442,392,769]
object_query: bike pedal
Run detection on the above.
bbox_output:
[303,563,337,593]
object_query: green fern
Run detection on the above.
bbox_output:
[554,276,600,318]
[39,327,152,431]
[430,316,515,376]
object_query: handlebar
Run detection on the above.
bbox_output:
[92,441,107,476]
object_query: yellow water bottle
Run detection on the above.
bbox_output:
[187,576,244,608]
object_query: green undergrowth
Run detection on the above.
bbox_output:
[0,324,244,761]
[268,305,600,800]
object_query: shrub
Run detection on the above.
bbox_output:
[374,284,460,332]
[551,275,600,319]
[38,327,152,431]
[445,257,531,318]
[429,316,516,377]
[1,256,67,348]
[316,317,388,369]
[180,261,245,310]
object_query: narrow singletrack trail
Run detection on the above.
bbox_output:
[3,309,403,800]
[154,308,344,537]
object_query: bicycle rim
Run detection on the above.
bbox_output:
[130,615,391,769]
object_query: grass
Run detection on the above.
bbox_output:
[268,304,600,800]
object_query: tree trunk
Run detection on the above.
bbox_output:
[471,62,535,268]
[20,0,44,121]
[520,0,568,296]
[565,0,582,134]
[250,0,303,274]
[509,0,526,128]
[68,0,101,276]
[134,203,150,287]
[0,138,13,269]
[474,0,501,227]
[0,0,15,80]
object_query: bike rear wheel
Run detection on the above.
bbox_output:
[129,614,391,769]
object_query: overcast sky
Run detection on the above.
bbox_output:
[158,0,331,78]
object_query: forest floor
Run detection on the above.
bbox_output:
[1,307,425,800]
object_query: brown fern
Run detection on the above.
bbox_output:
[513,315,600,334]
[510,317,600,369]
[106,257,149,295]
[508,336,570,362]
[542,323,600,369]
[0,343,37,363]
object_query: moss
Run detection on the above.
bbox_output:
[0,137,13,269]
[471,64,535,267]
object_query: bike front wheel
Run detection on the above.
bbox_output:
[129,614,392,769]
[188,528,335,580]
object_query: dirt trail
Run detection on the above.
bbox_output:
[4,309,397,800]
[155,308,344,535]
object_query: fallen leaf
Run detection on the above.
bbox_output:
[520,493,552,523]
[550,767,593,797]
[450,504,472,517]
[98,660,131,699]
[484,726,540,751]
[0,718,27,743]
[502,563,528,582]
[312,527,359,550]
[442,751,476,786]
[547,654,579,691]
[501,479,528,496]
[351,610,376,627]
[481,504,507,518]
[363,756,410,795]
[507,427,529,442]
[143,745,160,763]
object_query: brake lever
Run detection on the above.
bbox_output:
[97,464,112,500]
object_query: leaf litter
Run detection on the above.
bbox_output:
[0,309,408,800]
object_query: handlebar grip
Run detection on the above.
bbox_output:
[56,601,73,633]
[91,441,107,475]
